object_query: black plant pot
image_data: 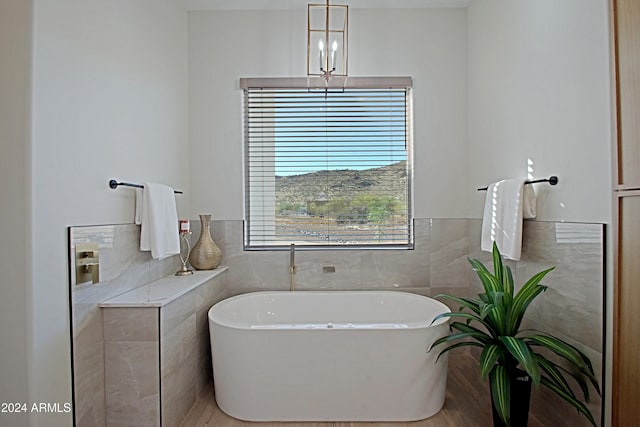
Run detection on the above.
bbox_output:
[490,370,532,427]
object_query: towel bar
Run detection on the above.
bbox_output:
[109,179,183,194]
[477,176,558,191]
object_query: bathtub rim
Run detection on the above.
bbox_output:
[208,290,451,331]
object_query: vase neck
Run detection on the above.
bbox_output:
[199,216,212,236]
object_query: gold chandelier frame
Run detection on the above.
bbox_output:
[307,0,348,81]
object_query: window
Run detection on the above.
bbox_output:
[242,77,413,249]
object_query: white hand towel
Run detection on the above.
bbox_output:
[138,182,180,259]
[481,179,531,261]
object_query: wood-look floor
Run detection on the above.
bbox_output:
[181,352,599,427]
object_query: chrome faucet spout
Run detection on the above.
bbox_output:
[289,243,296,292]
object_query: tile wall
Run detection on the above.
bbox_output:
[208,217,604,420]
[70,218,604,426]
[70,224,181,427]
[205,217,604,360]
[160,273,228,426]
[206,218,472,297]
[475,220,605,422]
[466,220,604,368]
[101,273,228,427]
[103,308,160,426]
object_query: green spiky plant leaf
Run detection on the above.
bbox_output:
[430,242,600,427]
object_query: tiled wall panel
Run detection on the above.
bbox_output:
[70,225,178,427]
[70,219,603,425]
[103,307,160,427]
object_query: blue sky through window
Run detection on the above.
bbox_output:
[272,89,407,176]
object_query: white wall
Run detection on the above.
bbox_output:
[189,1,611,222]
[188,8,469,220]
[0,1,32,427]
[29,1,189,425]
[467,0,612,223]
[6,2,613,425]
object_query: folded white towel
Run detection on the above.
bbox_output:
[481,179,535,261]
[135,188,143,225]
[523,185,537,219]
[138,182,180,259]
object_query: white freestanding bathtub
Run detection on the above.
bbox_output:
[208,291,450,422]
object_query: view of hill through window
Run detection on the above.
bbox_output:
[274,161,409,244]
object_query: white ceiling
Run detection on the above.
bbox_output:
[187,0,473,11]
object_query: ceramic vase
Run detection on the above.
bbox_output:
[189,214,222,270]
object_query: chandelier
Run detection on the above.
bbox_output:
[307,0,348,82]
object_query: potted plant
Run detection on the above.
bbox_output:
[430,242,601,427]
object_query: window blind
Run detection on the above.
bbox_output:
[243,81,413,249]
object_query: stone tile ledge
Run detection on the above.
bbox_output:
[99,267,228,308]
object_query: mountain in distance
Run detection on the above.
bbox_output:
[275,160,408,207]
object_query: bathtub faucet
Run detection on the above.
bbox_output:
[289,243,296,291]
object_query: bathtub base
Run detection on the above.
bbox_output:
[213,329,448,422]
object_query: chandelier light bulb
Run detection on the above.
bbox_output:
[331,40,338,70]
[318,39,325,71]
